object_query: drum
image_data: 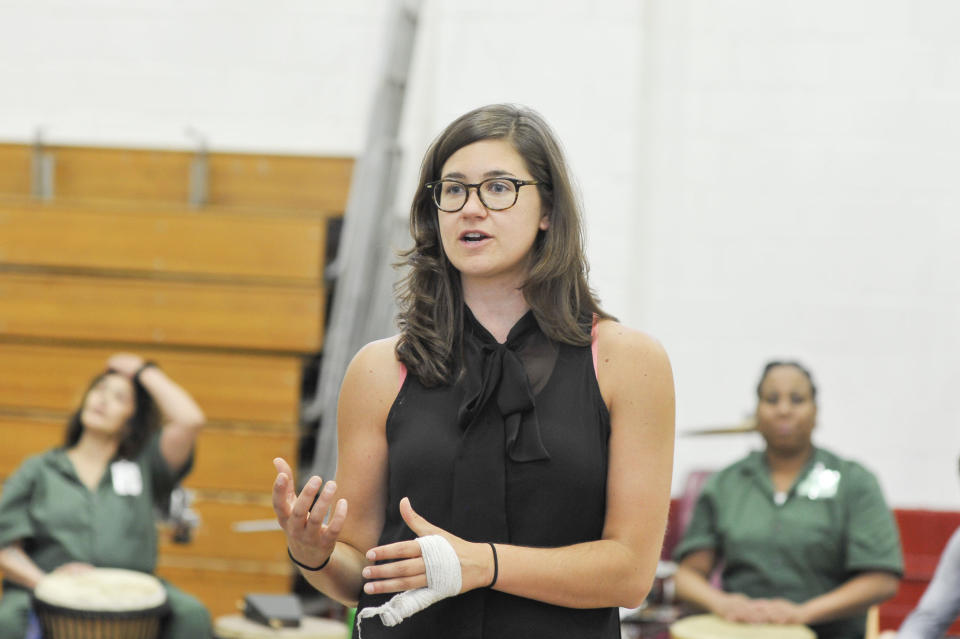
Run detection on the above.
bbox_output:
[32,568,169,639]
[669,613,816,639]
[214,614,347,639]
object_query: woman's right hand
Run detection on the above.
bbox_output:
[713,592,760,622]
[51,562,95,577]
[272,457,348,569]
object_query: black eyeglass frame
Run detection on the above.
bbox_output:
[424,177,544,212]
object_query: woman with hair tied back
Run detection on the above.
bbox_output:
[271,104,676,638]
[0,353,211,639]
[673,361,903,639]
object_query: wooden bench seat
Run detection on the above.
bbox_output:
[0,272,324,352]
[158,499,286,564]
[0,415,296,494]
[0,144,353,213]
[0,342,301,425]
[185,426,297,494]
[0,414,64,478]
[0,201,328,283]
[0,146,30,196]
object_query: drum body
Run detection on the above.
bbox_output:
[32,568,169,639]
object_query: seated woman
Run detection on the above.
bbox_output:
[673,361,903,639]
[0,353,212,639]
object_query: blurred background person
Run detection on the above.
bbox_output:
[672,361,903,639]
[0,354,211,639]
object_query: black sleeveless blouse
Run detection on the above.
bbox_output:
[354,309,620,638]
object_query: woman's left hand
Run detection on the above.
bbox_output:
[761,598,807,625]
[361,497,494,595]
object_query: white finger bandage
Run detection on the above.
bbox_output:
[356,535,461,636]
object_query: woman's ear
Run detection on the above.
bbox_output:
[539,214,550,231]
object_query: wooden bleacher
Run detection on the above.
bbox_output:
[0,144,352,210]
[0,142,351,617]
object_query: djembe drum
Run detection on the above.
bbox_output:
[32,568,169,639]
[669,613,816,639]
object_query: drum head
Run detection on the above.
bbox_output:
[214,614,347,639]
[670,613,816,639]
[33,568,169,639]
[34,568,167,612]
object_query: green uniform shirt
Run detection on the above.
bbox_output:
[673,447,903,639]
[0,432,191,577]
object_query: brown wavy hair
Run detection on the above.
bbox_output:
[395,104,613,387]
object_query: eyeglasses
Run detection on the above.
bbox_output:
[424,177,543,212]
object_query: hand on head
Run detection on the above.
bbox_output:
[106,353,145,379]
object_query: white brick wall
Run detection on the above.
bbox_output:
[634,0,960,508]
[0,0,393,153]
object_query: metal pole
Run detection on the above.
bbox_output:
[305,0,422,483]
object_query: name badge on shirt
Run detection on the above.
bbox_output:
[110,460,143,496]
[796,461,840,500]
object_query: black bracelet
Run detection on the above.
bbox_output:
[287,547,331,571]
[134,361,157,382]
[487,542,499,588]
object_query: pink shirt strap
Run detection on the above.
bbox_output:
[591,315,600,380]
[398,362,407,392]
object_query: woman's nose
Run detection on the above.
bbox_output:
[460,187,488,217]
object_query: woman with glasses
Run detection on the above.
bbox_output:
[272,104,675,638]
[672,361,902,639]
